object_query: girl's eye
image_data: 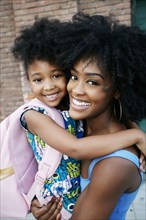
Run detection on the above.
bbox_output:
[33,78,42,83]
[87,80,99,86]
[53,73,64,79]
[53,74,60,79]
[70,75,78,81]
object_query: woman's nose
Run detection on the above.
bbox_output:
[72,81,85,95]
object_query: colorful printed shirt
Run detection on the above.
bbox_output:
[20,107,84,214]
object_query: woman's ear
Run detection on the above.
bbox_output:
[113,90,123,121]
[114,90,120,99]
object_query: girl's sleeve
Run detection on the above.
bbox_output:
[61,110,84,138]
[20,106,48,163]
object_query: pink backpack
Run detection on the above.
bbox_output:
[0,98,71,219]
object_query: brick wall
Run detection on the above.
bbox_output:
[0,0,24,121]
[79,0,131,25]
[0,0,132,121]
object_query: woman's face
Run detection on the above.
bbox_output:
[67,58,115,121]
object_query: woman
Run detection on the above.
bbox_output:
[31,13,146,219]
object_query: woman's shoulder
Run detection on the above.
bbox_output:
[90,150,141,181]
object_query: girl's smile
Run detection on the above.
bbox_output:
[28,60,67,108]
[43,93,60,102]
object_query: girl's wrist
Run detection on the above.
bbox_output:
[134,129,146,156]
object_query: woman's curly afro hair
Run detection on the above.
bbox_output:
[12,17,61,76]
[55,12,146,123]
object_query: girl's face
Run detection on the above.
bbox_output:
[67,58,115,121]
[28,60,67,107]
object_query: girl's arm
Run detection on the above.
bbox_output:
[25,110,146,159]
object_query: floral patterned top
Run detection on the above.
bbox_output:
[20,107,84,214]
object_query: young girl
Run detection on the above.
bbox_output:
[11,17,146,219]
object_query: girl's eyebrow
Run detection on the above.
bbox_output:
[71,68,105,80]
[51,68,63,73]
[31,72,41,77]
[31,69,63,77]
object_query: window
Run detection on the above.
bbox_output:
[138,119,146,132]
[131,0,146,131]
[131,0,146,32]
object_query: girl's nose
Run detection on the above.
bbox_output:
[43,81,55,91]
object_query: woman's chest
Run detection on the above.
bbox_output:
[81,159,92,179]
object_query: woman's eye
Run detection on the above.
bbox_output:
[87,80,98,86]
[70,75,77,81]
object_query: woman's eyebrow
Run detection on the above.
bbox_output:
[71,67,77,72]
[71,67,105,80]
[85,72,105,80]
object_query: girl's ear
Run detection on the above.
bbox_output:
[27,80,33,91]
[27,80,34,95]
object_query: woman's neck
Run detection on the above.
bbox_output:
[85,114,125,136]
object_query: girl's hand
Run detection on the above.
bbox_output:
[127,121,146,172]
[30,197,62,220]
[139,153,146,173]
[136,130,146,156]
[127,121,146,156]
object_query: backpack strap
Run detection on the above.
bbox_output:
[25,101,65,207]
[0,166,15,180]
[36,145,62,205]
[26,145,62,206]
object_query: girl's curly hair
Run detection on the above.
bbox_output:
[12,17,69,109]
[55,12,146,122]
[12,17,61,77]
